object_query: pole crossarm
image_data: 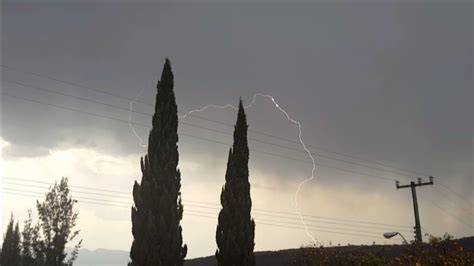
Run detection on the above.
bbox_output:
[396,176,434,189]
[395,176,434,243]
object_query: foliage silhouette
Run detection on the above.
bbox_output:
[215,100,255,266]
[130,58,187,266]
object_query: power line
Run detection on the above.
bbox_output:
[436,181,473,208]
[3,66,471,228]
[0,176,412,230]
[5,185,399,234]
[418,193,473,230]
[2,93,398,182]
[2,189,401,241]
[4,176,470,234]
[256,222,394,241]
[7,64,471,208]
[3,187,132,206]
[5,80,151,116]
[3,92,150,128]
[2,191,133,209]
[3,181,132,200]
[3,176,130,195]
[182,209,396,236]
[5,80,416,180]
[2,65,152,107]
[2,177,412,230]
[431,186,472,216]
[7,177,471,234]
[1,65,436,179]
[13,78,473,213]
[6,66,470,207]
[184,204,412,232]
[4,93,471,230]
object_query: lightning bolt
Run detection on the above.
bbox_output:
[128,92,318,245]
[178,103,238,118]
[250,94,318,245]
[128,87,148,148]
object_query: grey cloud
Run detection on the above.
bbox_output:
[2,2,471,189]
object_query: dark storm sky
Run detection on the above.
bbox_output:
[1,0,472,256]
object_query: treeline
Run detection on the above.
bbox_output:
[129,59,255,266]
[1,178,82,266]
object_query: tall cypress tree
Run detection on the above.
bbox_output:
[1,214,21,266]
[215,100,255,266]
[130,58,187,266]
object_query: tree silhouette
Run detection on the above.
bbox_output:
[215,100,255,266]
[21,210,41,265]
[35,177,82,265]
[1,214,21,266]
[130,58,187,266]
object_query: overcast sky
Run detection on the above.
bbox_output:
[1,0,472,259]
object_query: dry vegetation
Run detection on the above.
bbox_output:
[291,234,474,266]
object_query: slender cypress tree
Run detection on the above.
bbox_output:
[1,214,21,266]
[130,58,187,266]
[215,100,255,266]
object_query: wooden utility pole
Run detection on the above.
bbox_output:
[396,176,434,243]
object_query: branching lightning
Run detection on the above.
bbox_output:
[128,92,318,245]
[178,104,238,118]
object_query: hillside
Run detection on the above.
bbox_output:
[185,237,474,266]
[53,237,474,265]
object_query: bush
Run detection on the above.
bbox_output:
[398,234,473,265]
[292,246,390,266]
[292,235,474,266]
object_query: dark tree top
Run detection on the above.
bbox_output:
[130,58,186,266]
[216,100,255,266]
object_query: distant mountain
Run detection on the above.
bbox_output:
[67,248,129,266]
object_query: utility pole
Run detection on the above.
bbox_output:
[396,176,434,243]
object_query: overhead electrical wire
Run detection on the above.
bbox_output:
[2,177,412,230]
[430,186,473,216]
[2,65,471,232]
[5,80,409,180]
[3,92,471,230]
[2,92,398,183]
[3,66,471,208]
[418,193,473,230]
[2,188,409,242]
[0,65,441,178]
[4,65,471,208]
